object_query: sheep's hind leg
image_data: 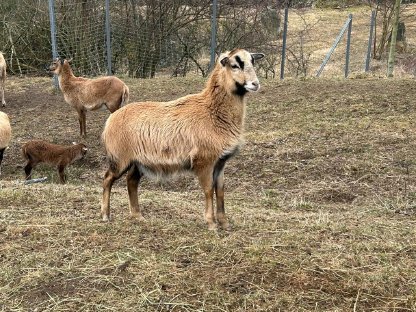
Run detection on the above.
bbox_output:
[126,165,145,221]
[102,167,119,222]
[214,170,230,230]
[196,166,216,230]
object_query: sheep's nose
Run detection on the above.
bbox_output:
[250,81,260,91]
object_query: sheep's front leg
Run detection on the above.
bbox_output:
[0,148,5,175]
[78,109,87,138]
[126,165,145,221]
[196,166,216,230]
[1,84,5,107]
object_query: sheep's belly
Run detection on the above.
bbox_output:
[137,161,193,182]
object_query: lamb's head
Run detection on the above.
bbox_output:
[49,58,72,75]
[72,142,88,161]
[219,49,265,96]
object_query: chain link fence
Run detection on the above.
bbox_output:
[0,0,415,79]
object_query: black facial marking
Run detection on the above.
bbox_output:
[60,59,64,65]
[235,56,244,70]
[251,55,254,65]
[234,81,247,96]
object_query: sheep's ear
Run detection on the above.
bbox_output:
[67,58,73,64]
[82,147,88,151]
[251,53,265,61]
[220,56,229,67]
[72,142,77,145]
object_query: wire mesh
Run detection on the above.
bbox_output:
[0,1,414,78]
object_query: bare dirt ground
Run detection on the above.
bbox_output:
[1,75,416,311]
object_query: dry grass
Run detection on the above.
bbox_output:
[1,74,416,311]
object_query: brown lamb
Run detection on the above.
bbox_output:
[22,140,88,184]
[101,48,264,230]
[49,58,129,137]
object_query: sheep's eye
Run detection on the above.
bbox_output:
[231,64,239,69]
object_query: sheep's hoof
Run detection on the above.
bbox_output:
[102,215,110,222]
[207,222,217,231]
[130,212,145,222]
[218,220,231,231]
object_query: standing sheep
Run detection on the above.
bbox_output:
[49,58,129,137]
[0,111,11,175]
[0,52,6,107]
[101,48,264,230]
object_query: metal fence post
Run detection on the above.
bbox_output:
[365,10,376,72]
[345,14,352,78]
[280,7,288,80]
[316,15,352,77]
[48,0,58,88]
[209,0,218,71]
[105,0,112,75]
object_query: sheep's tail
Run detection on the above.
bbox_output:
[120,85,129,107]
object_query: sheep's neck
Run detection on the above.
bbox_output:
[58,66,76,91]
[203,71,246,135]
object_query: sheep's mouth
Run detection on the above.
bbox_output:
[245,85,259,92]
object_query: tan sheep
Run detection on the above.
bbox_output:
[49,58,129,137]
[101,48,264,230]
[0,111,11,175]
[0,52,6,107]
[22,140,88,184]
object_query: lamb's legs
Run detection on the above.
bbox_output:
[196,167,216,230]
[126,165,144,220]
[58,164,67,184]
[24,161,34,180]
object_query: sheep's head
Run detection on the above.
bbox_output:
[49,58,72,75]
[219,49,264,96]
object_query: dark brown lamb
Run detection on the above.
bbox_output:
[22,140,87,184]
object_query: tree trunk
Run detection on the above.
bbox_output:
[387,0,401,77]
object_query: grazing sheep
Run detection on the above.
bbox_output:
[49,58,129,137]
[101,48,264,230]
[0,111,11,175]
[22,140,88,184]
[0,52,6,107]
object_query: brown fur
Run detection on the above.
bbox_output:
[0,52,6,107]
[50,58,129,137]
[0,111,11,175]
[101,49,264,230]
[22,140,87,183]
